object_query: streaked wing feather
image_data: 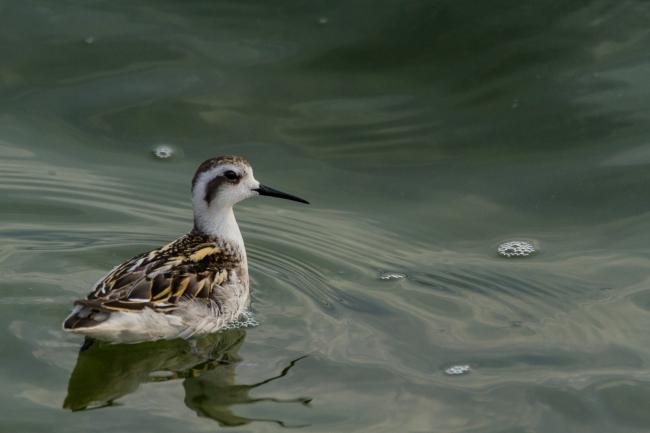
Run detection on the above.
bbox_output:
[79,236,233,313]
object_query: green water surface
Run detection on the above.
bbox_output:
[2,1,650,432]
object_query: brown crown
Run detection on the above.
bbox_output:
[191,155,250,188]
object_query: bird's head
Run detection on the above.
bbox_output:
[191,156,309,231]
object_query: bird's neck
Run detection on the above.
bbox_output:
[193,205,245,254]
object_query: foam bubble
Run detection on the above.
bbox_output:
[444,364,471,375]
[152,144,175,159]
[222,310,259,330]
[497,240,536,258]
[379,271,406,281]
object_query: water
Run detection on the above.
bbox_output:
[2,0,650,431]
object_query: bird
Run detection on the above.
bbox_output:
[63,155,309,343]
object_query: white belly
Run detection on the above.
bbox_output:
[69,296,249,344]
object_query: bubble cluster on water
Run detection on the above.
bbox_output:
[152,144,175,159]
[318,16,329,24]
[149,370,174,380]
[444,365,471,376]
[84,36,95,45]
[497,240,536,258]
[379,271,406,281]
[222,310,259,330]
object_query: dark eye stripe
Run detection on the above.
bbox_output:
[204,176,227,204]
[203,171,242,204]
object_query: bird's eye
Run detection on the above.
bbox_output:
[224,170,238,180]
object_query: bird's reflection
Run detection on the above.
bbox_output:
[64,330,310,427]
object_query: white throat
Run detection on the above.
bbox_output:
[190,164,260,256]
[192,200,245,252]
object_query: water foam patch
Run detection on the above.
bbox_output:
[222,310,259,330]
[152,144,176,159]
[379,271,407,281]
[444,365,471,376]
[497,240,536,258]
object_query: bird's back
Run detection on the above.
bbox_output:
[63,233,249,342]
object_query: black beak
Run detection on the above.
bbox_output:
[254,184,310,204]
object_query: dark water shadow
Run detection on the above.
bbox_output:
[63,330,310,427]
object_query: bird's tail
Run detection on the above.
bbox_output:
[63,304,111,330]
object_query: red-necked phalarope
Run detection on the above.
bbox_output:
[63,155,309,343]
